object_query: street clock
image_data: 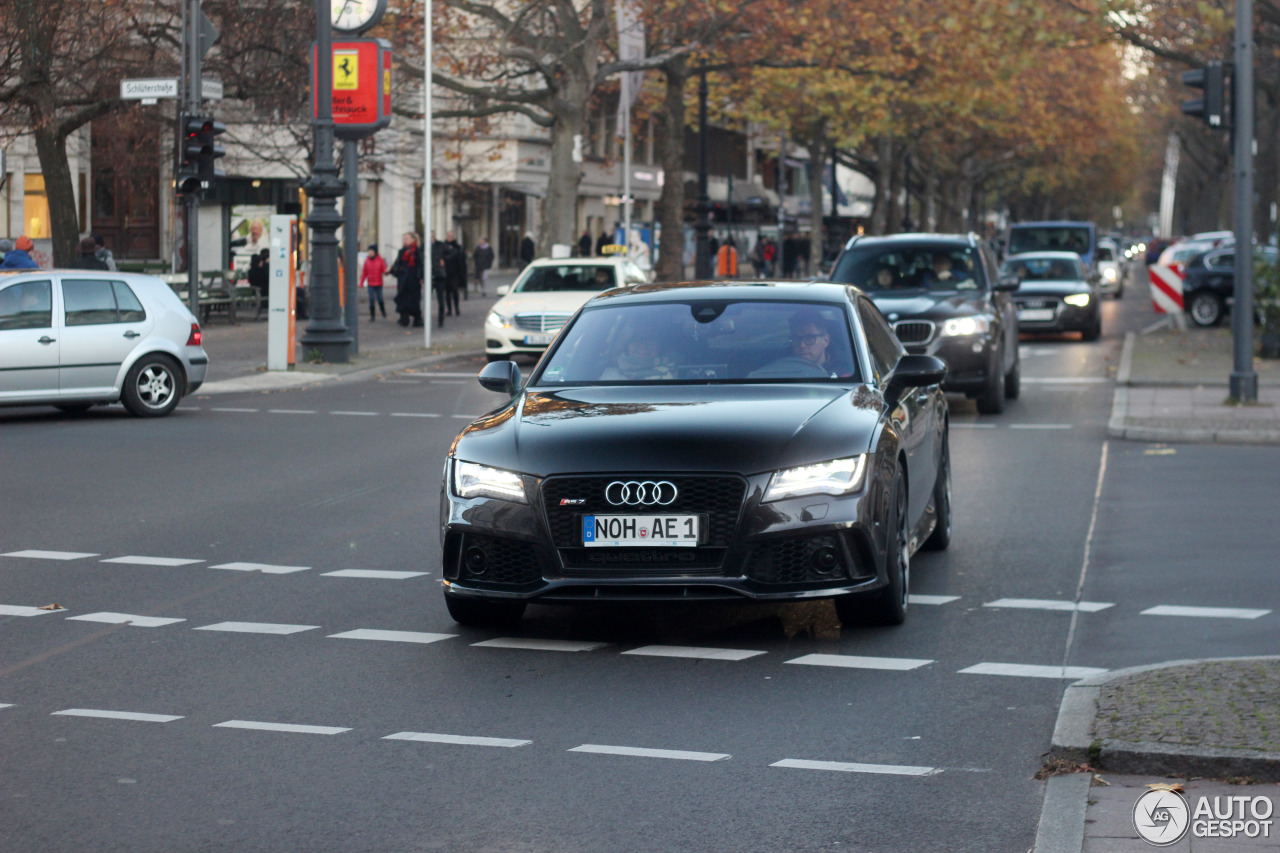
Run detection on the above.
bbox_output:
[332,0,387,34]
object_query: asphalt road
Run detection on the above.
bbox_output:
[3,264,1276,852]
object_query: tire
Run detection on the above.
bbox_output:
[1003,354,1021,400]
[444,593,526,627]
[1188,292,1223,327]
[974,354,1006,415]
[1114,282,1124,299]
[922,435,951,552]
[834,467,909,627]
[121,355,182,418]
[1081,314,1102,342]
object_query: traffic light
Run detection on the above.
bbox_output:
[1182,62,1227,128]
[176,113,226,195]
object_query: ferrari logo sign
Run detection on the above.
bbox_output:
[312,39,392,140]
[334,50,359,90]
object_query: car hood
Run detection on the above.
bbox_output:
[453,384,887,476]
[1013,281,1090,297]
[492,290,604,317]
[867,290,994,321]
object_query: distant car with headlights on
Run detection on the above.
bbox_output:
[1095,239,1124,298]
[826,233,1021,414]
[1001,252,1102,341]
[443,282,950,629]
[485,257,650,362]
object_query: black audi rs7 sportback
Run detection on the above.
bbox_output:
[441,282,950,628]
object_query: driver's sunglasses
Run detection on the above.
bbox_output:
[790,332,827,345]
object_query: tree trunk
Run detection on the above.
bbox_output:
[806,117,828,273]
[655,57,689,282]
[30,109,80,267]
[541,80,589,258]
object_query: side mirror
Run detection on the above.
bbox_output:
[496,284,511,296]
[994,274,1021,292]
[1088,272,1102,285]
[478,360,522,397]
[885,354,947,400]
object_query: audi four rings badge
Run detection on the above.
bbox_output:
[604,481,678,506]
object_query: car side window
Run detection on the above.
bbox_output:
[0,280,53,330]
[63,279,133,326]
[857,298,904,384]
[113,282,146,322]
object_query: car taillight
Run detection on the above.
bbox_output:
[186,323,202,346]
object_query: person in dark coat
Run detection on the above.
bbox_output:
[431,235,448,327]
[1,235,39,269]
[519,232,536,268]
[248,249,270,298]
[578,231,592,257]
[473,236,495,296]
[595,230,614,257]
[71,237,109,270]
[442,230,465,313]
[390,232,424,327]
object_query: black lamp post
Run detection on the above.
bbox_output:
[694,67,713,280]
[299,0,352,362]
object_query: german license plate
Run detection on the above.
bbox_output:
[582,514,699,547]
[523,333,553,345]
[1018,308,1055,322]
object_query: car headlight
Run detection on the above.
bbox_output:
[764,456,867,502]
[939,316,991,337]
[487,311,512,329]
[453,460,528,503]
[1063,293,1091,307]
[1103,268,1118,281]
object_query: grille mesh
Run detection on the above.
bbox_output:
[892,320,935,344]
[514,314,571,332]
[743,534,847,584]
[460,534,546,587]
[542,476,746,549]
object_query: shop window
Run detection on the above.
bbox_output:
[24,174,50,239]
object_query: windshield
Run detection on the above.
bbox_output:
[829,244,986,293]
[1008,225,1093,257]
[534,300,861,385]
[1001,255,1084,281]
[1096,246,1115,261]
[515,264,617,293]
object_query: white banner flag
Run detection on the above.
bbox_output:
[615,0,644,137]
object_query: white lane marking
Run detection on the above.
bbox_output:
[1141,605,1271,620]
[100,556,204,567]
[958,663,1108,679]
[389,413,442,418]
[67,612,185,628]
[210,407,259,413]
[1008,424,1073,430]
[380,379,423,384]
[384,732,531,748]
[327,629,455,644]
[984,598,1114,613]
[771,759,939,776]
[214,720,350,735]
[622,645,765,661]
[321,569,429,580]
[194,622,319,635]
[177,406,200,411]
[786,654,933,671]
[53,709,182,723]
[950,424,996,429]
[0,605,63,617]
[474,638,607,652]
[0,704,12,710]
[330,411,379,416]
[908,594,960,605]
[268,409,317,414]
[569,744,730,762]
[211,562,310,575]
[1020,377,1110,384]
[428,380,467,384]
[2,550,98,560]
[451,415,476,420]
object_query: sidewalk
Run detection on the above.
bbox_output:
[192,271,516,395]
[1109,327,1280,444]
[1036,658,1280,851]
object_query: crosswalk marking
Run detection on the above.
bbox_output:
[1141,605,1271,620]
[100,556,204,567]
[327,629,455,644]
[958,663,1108,679]
[383,732,531,748]
[66,612,185,628]
[320,569,429,580]
[908,594,960,605]
[474,638,607,652]
[53,708,182,723]
[569,744,730,762]
[2,550,98,560]
[621,645,765,661]
[770,759,939,776]
[0,604,63,617]
[211,562,310,575]
[984,598,1114,613]
[786,654,933,671]
[194,622,319,635]
[214,720,349,735]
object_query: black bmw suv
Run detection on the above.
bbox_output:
[828,233,1021,414]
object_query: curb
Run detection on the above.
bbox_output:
[1048,655,1280,781]
[193,348,485,396]
[1033,773,1091,853]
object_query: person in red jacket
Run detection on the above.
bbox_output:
[360,244,388,321]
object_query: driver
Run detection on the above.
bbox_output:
[749,310,854,378]
[789,316,833,369]
[924,252,969,287]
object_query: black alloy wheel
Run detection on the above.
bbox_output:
[1004,353,1021,400]
[835,466,909,626]
[121,355,182,417]
[444,593,527,627]
[922,435,951,552]
[1188,291,1224,327]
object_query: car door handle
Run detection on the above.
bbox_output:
[38,336,55,344]
[123,331,141,339]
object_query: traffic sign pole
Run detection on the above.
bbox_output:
[1232,0,1258,402]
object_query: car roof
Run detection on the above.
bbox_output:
[1004,251,1083,262]
[842,233,979,251]
[1009,220,1094,228]
[584,280,859,307]
[526,256,634,268]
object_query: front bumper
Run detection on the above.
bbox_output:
[485,319,559,357]
[440,469,890,604]
[1014,297,1097,333]
[900,333,995,394]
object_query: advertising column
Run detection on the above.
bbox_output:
[268,214,297,370]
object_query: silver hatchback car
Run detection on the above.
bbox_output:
[0,270,208,417]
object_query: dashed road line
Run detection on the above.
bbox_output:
[389,412,441,418]
[194,621,319,635]
[786,654,933,671]
[770,759,939,776]
[330,411,379,416]
[53,708,182,723]
[958,663,1108,679]
[0,704,12,710]
[327,629,455,644]
[2,550,98,560]
[100,556,204,567]
[1141,605,1271,620]
[621,645,765,661]
[474,638,607,652]
[569,744,730,762]
[268,409,317,414]
[211,562,310,575]
[321,569,429,580]
[384,731,531,748]
[0,604,64,617]
[908,594,960,605]
[66,612,185,628]
[1020,377,1110,384]
[450,414,475,419]
[213,720,350,735]
[950,423,996,429]
[210,407,259,413]
[984,598,1114,613]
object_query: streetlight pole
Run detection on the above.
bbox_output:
[694,67,712,280]
[299,0,352,362]
[422,0,433,347]
[1230,0,1258,402]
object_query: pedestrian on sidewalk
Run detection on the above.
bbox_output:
[72,236,109,270]
[473,236,495,297]
[716,236,739,279]
[1,236,39,269]
[248,249,269,302]
[578,230,592,257]
[92,234,117,271]
[391,232,424,328]
[431,235,448,327]
[442,230,465,312]
[520,232,535,269]
[361,244,388,321]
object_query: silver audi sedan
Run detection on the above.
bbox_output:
[0,270,208,417]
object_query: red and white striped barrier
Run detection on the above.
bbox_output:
[1148,263,1184,314]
